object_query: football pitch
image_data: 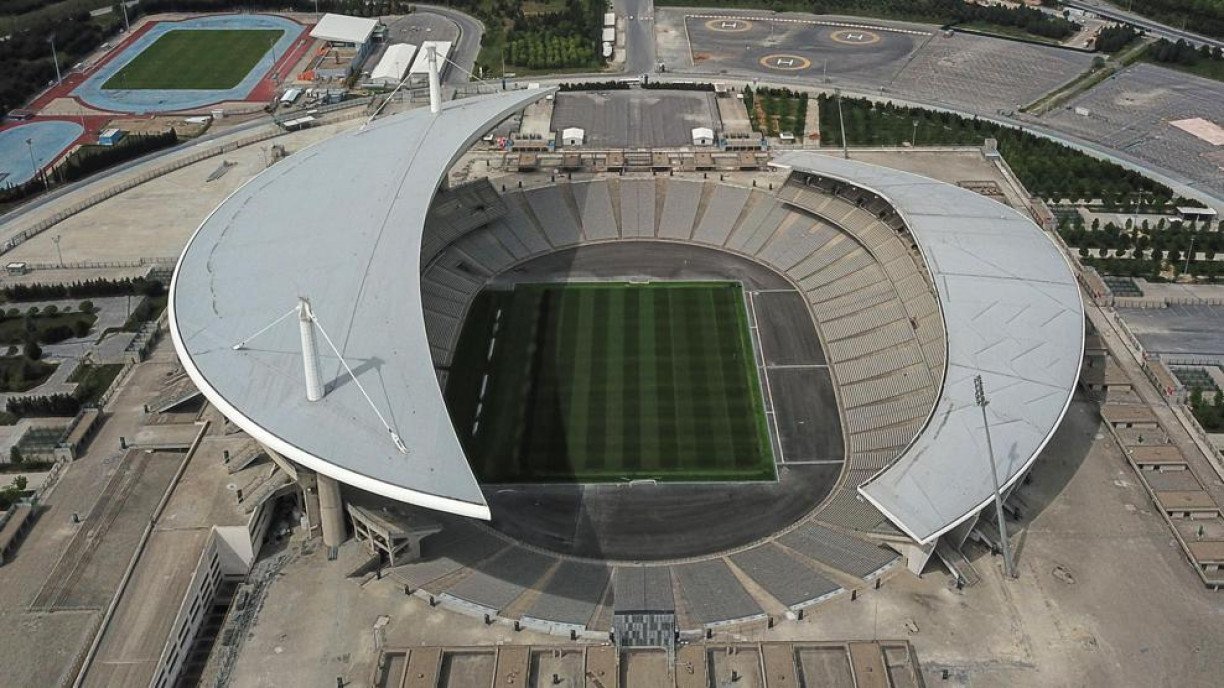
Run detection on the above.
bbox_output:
[102,29,283,90]
[446,282,775,483]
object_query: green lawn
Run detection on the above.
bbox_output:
[0,357,57,393]
[103,29,283,90]
[446,282,775,484]
[0,311,95,345]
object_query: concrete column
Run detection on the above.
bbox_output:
[297,470,322,539]
[317,473,346,548]
[898,539,935,576]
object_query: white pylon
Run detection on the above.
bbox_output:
[299,297,324,402]
[427,44,441,115]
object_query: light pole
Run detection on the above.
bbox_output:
[120,1,130,32]
[975,374,1016,579]
[53,235,63,268]
[1184,232,1196,277]
[912,119,919,147]
[49,34,61,84]
[835,88,848,159]
[25,138,46,190]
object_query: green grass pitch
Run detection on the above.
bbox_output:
[102,29,283,90]
[445,282,775,483]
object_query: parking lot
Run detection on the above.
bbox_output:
[1041,63,1224,199]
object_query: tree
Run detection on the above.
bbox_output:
[9,446,23,464]
[24,340,41,361]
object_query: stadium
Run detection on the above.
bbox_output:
[168,87,1084,639]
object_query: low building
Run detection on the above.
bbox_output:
[407,40,453,84]
[691,127,715,146]
[561,127,585,147]
[310,13,380,74]
[368,43,418,87]
[1178,206,1217,223]
[98,128,125,146]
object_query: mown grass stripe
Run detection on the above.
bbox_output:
[637,289,661,472]
[447,281,774,483]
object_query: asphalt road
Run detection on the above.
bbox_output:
[416,4,484,84]
[617,0,657,75]
[1063,0,1223,50]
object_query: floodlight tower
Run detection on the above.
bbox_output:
[975,374,1016,579]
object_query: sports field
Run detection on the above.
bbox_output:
[102,29,283,90]
[446,282,775,483]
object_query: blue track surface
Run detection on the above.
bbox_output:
[73,14,302,114]
[0,121,84,187]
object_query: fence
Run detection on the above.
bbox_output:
[9,257,177,274]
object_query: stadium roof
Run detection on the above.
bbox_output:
[170,89,554,520]
[310,13,377,45]
[773,153,1085,544]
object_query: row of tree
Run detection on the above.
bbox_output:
[2,276,163,302]
[745,87,808,137]
[6,392,81,418]
[1058,217,1224,254]
[1190,387,1224,432]
[0,10,107,120]
[1147,38,1224,67]
[1119,0,1224,41]
[505,34,597,71]
[1094,24,1141,54]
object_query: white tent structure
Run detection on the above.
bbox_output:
[310,13,377,47]
[369,43,418,86]
[408,41,453,81]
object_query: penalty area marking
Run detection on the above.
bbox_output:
[705,18,753,33]
[759,54,812,71]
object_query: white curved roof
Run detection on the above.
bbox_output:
[169,89,554,520]
[774,153,1085,545]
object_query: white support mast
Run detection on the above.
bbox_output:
[299,297,324,402]
[427,44,442,115]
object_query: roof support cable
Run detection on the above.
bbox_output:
[309,311,410,455]
[362,50,502,129]
[228,302,409,455]
[230,306,299,351]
